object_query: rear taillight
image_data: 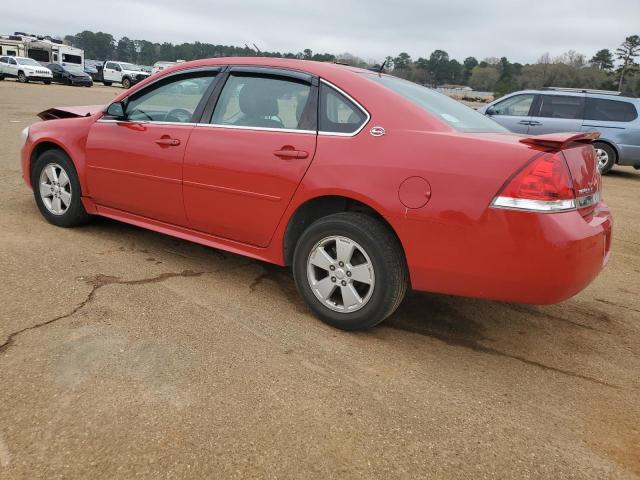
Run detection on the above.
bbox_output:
[492,153,577,212]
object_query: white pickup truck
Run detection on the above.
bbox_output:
[97,61,150,89]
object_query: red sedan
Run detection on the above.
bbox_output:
[20,57,612,330]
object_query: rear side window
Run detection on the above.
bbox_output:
[584,98,638,122]
[319,83,368,134]
[537,95,584,119]
[492,94,535,116]
[212,74,314,131]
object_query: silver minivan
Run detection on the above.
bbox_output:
[479,88,640,174]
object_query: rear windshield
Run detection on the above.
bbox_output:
[364,74,507,133]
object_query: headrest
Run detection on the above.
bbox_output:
[239,81,278,117]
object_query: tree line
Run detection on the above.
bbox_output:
[63,31,640,97]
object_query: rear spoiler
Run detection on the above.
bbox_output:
[520,132,600,150]
[37,105,105,121]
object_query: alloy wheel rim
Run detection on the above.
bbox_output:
[39,163,72,215]
[306,235,375,313]
[595,148,609,169]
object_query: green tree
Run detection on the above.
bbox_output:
[302,48,312,60]
[428,49,450,86]
[115,36,135,62]
[590,49,614,71]
[463,56,478,83]
[616,35,640,90]
[469,66,499,91]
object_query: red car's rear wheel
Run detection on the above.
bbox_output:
[293,212,408,330]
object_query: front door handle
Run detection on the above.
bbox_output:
[155,136,181,146]
[528,121,542,126]
[518,120,531,125]
[273,147,308,159]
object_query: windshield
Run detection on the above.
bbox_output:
[364,74,507,133]
[119,63,138,70]
[17,58,40,67]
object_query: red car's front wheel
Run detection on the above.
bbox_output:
[293,212,408,330]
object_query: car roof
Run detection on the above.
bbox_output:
[505,89,637,102]
[159,56,371,82]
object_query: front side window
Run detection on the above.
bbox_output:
[492,94,535,116]
[8,58,17,65]
[584,98,638,122]
[537,95,584,119]
[319,83,368,134]
[212,74,313,131]
[365,74,507,133]
[104,62,116,70]
[125,71,217,123]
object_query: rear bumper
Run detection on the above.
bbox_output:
[401,202,613,304]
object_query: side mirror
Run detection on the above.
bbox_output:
[486,106,497,116]
[105,102,125,119]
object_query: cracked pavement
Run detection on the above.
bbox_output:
[1,81,639,479]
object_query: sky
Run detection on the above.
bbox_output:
[3,0,639,64]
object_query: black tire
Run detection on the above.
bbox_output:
[44,80,51,85]
[594,142,616,174]
[293,212,408,330]
[121,77,131,89]
[17,71,28,83]
[0,74,4,81]
[102,81,112,86]
[32,149,91,228]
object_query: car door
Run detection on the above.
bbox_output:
[85,68,220,226]
[6,57,19,77]
[103,62,120,82]
[528,94,585,134]
[0,57,7,75]
[182,67,318,247]
[47,64,62,82]
[485,93,537,134]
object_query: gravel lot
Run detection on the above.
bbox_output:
[0,80,639,479]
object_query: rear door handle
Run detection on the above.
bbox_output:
[273,148,308,159]
[518,120,531,125]
[155,136,181,146]
[528,121,542,126]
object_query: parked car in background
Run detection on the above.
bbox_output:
[93,61,150,88]
[479,88,640,174]
[152,60,185,75]
[0,55,52,83]
[20,58,611,331]
[47,63,92,87]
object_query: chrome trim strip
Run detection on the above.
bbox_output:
[318,79,371,137]
[97,119,198,126]
[575,191,601,208]
[491,196,576,212]
[197,123,316,135]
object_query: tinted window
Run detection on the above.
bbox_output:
[125,71,217,123]
[366,74,507,133]
[9,58,17,65]
[492,94,535,116]
[584,98,638,122]
[538,95,584,119]
[0,57,7,64]
[319,83,367,134]
[27,49,49,62]
[62,54,82,64]
[212,74,313,131]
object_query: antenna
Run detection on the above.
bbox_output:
[378,59,387,75]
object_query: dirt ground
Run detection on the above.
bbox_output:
[0,80,639,479]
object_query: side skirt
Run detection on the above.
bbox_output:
[94,204,282,265]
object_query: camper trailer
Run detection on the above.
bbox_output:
[0,33,84,69]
